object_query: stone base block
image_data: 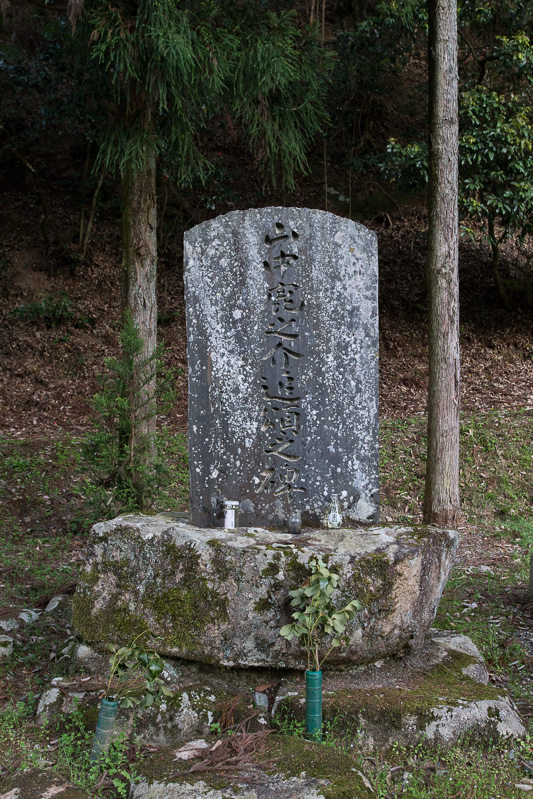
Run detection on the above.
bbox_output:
[132,737,374,798]
[73,514,458,669]
[272,629,525,750]
[37,631,524,754]
[125,632,525,797]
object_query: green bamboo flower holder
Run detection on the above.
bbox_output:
[305,669,322,741]
[90,697,119,763]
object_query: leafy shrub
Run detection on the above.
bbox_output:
[10,293,74,328]
[81,310,176,516]
[280,558,360,671]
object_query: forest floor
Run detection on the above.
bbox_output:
[0,169,532,796]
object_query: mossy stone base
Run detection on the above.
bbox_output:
[38,630,524,753]
[272,629,525,750]
[132,735,374,798]
[0,769,91,798]
[73,514,458,669]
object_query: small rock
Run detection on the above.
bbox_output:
[0,635,14,659]
[462,662,490,686]
[430,629,485,661]
[18,609,41,624]
[36,688,63,722]
[253,691,269,711]
[71,643,107,673]
[0,618,19,634]
[174,739,210,761]
[45,595,66,613]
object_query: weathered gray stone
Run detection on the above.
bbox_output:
[429,628,489,685]
[35,679,91,727]
[44,594,69,614]
[41,629,523,754]
[73,514,457,669]
[184,208,379,529]
[18,609,40,624]
[70,642,108,674]
[0,618,19,634]
[131,776,342,799]
[0,635,13,659]
[422,698,525,744]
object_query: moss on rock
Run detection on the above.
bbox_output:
[342,551,395,610]
[263,735,373,799]
[274,650,513,750]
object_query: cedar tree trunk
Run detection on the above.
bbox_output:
[121,141,158,470]
[423,0,461,526]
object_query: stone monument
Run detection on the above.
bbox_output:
[67,207,523,761]
[73,207,458,670]
[184,208,379,528]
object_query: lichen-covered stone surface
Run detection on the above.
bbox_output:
[184,208,379,529]
[37,626,525,753]
[73,513,458,669]
[131,775,342,799]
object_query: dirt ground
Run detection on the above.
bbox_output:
[1,181,531,441]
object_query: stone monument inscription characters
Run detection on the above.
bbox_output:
[184,207,379,528]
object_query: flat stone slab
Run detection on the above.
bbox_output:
[132,736,373,798]
[125,633,524,796]
[38,631,524,754]
[73,514,458,669]
[272,629,526,750]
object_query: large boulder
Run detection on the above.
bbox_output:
[73,514,458,669]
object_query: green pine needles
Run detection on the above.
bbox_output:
[81,311,176,516]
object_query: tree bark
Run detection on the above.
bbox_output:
[121,142,158,468]
[423,0,461,526]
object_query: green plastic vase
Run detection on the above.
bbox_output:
[90,697,119,763]
[305,669,322,741]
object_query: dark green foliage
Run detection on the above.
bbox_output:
[80,0,331,189]
[460,86,533,243]
[381,31,533,300]
[81,311,176,515]
[228,12,331,188]
[329,0,426,159]
[104,635,171,709]
[10,293,74,328]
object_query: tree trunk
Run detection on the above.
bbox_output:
[121,142,158,469]
[423,0,461,526]
[488,218,511,310]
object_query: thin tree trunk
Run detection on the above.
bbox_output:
[79,143,91,246]
[423,0,461,526]
[488,218,511,310]
[81,166,105,262]
[121,142,158,470]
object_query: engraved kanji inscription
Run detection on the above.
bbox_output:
[258,222,305,498]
